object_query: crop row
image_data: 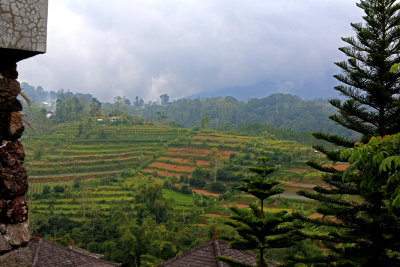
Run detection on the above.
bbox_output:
[28,162,132,176]
[41,151,152,162]
[70,139,169,144]
[28,180,73,194]
[144,165,191,175]
[26,156,141,169]
[50,146,159,156]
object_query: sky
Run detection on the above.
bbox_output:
[18,0,363,103]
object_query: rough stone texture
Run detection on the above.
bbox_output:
[0,63,32,265]
[0,233,11,252]
[0,246,32,267]
[0,0,48,53]
[9,112,25,139]
[5,222,31,246]
[0,141,25,167]
[0,3,46,265]
[0,166,28,199]
[4,196,29,223]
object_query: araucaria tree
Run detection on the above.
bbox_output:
[219,157,296,267]
[294,0,400,265]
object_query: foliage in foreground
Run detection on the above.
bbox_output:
[295,0,400,265]
[219,158,299,267]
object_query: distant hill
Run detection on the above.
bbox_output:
[187,78,339,101]
[21,82,94,104]
[21,82,353,137]
[138,93,354,137]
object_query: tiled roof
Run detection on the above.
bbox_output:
[158,239,279,267]
[28,237,121,267]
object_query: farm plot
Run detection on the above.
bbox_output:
[191,135,252,146]
[165,148,235,158]
[158,157,209,166]
[149,162,196,172]
[144,133,243,179]
[25,124,186,190]
[142,169,187,178]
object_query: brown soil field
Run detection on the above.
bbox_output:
[167,147,210,155]
[191,188,221,196]
[322,164,349,171]
[216,150,235,158]
[158,157,209,166]
[285,168,310,173]
[149,162,195,172]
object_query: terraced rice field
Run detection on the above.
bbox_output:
[24,123,321,225]
[24,123,190,193]
[142,133,245,178]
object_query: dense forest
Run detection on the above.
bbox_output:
[22,82,354,138]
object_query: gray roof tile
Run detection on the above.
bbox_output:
[158,240,263,267]
[28,237,121,267]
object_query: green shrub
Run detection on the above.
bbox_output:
[42,185,50,195]
[208,182,226,193]
[192,167,211,179]
[180,184,192,195]
[53,185,65,193]
[189,178,206,188]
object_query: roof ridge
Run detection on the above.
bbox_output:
[157,240,214,266]
[31,237,42,267]
[68,245,104,259]
[31,238,121,266]
[213,240,224,267]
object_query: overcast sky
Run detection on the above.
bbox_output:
[18,0,362,102]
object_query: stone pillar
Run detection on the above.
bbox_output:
[0,63,32,266]
[0,1,48,266]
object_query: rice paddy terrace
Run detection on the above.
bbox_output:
[23,123,188,190]
[23,122,322,222]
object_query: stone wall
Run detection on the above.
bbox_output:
[0,63,32,266]
[0,0,48,53]
[0,1,47,265]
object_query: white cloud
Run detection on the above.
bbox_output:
[18,0,362,102]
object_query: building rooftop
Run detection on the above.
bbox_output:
[29,237,121,267]
[158,239,279,267]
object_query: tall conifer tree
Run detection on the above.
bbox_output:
[294,0,400,265]
[219,157,297,267]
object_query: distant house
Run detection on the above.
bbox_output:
[109,116,120,122]
[157,239,279,267]
[29,237,121,266]
[97,118,104,123]
[45,111,54,119]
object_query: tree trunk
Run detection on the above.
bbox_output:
[261,199,264,218]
